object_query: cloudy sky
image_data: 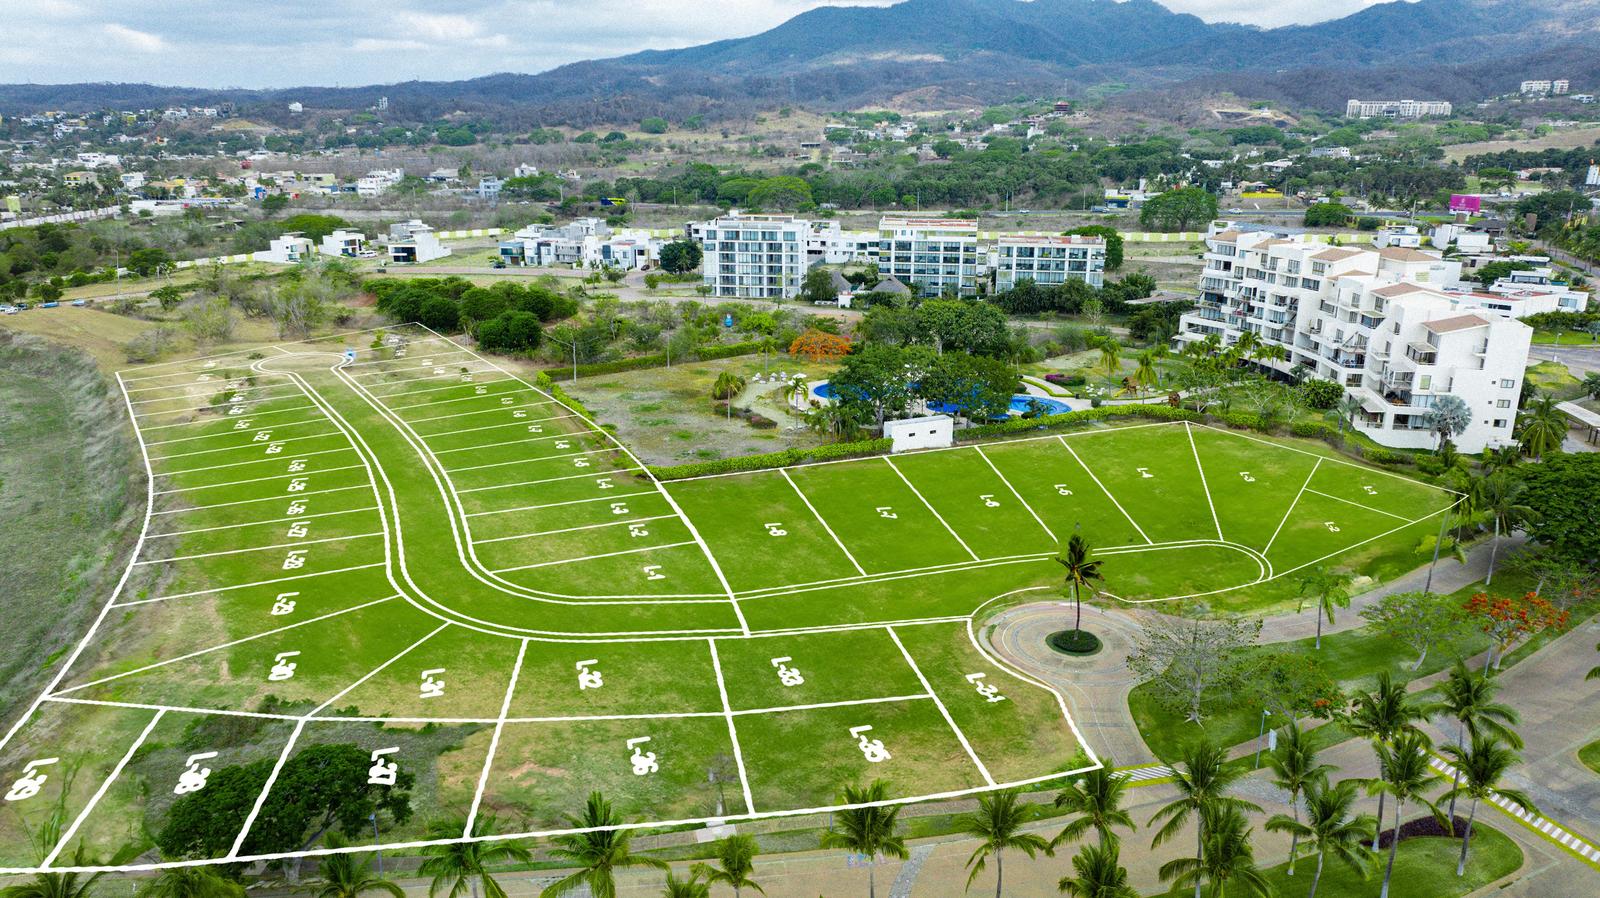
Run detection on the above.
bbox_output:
[1,0,1400,87]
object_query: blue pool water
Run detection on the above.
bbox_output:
[813,382,1070,417]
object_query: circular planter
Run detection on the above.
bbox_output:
[1046,629,1103,657]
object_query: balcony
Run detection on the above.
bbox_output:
[1404,343,1437,365]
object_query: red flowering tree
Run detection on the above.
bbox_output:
[1463,591,1569,669]
[789,329,851,362]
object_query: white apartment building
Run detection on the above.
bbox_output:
[253,233,314,264]
[878,217,980,297]
[993,235,1106,291]
[1177,226,1531,451]
[698,214,807,299]
[1520,80,1569,95]
[1345,99,1452,118]
[805,220,879,264]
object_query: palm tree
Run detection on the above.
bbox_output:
[660,871,710,898]
[1157,805,1271,898]
[820,780,910,898]
[313,835,404,898]
[542,793,669,898]
[1333,394,1364,436]
[421,816,534,898]
[1055,533,1104,636]
[1475,472,1538,586]
[1441,735,1538,876]
[960,789,1051,897]
[712,371,747,419]
[136,869,244,898]
[1371,732,1445,898]
[1098,339,1121,375]
[1346,672,1425,851]
[4,783,114,898]
[1426,660,1522,820]
[1055,842,1139,898]
[1149,740,1263,898]
[1265,780,1375,898]
[1134,351,1161,392]
[692,834,763,898]
[1232,330,1261,364]
[1427,394,1472,451]
[1263,721,1335,876]
[1051,761,1135,849]
[1515,392,1567,458]
[1296,566,1353,649]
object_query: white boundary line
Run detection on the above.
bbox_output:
[136,404,320,430]
[364,377,520,401]
[134,532,384,566]
[1262,459,1322,555]
[473,515,677,544]
[972,445,1056,544]
[41,709,165,868]
[403,402,558,426]
[465,638,528,837]
[226,719,307,859]
[148,430,343,462]
[463,489,659,518]
[488,541,697,574]
[159,446,355,476]
[734,551,1057,599]
[113,563,389,607]
[780,469,866,576]
[445,446,609,473]
[146,507,379,540]
[707,639,757,815]
[1184,421,1225,542]
[387,391,542,413]
[886,626,994,786]
[1303,488,1416,522]
[419,413,585,441]
[153,464,367,495]
[149,484,369,515]
[1057,437,1152,545]
[456,467,646,495]
[143,418,332,447]
[53,597,397,695]
[430,429,607,456]
[883,457,978,561]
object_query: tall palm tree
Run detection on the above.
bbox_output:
[660,871,710,898]
[960,789,1051,898]
[1514,392,1567,458]
[1051,761,1135,849]
[1265,780,1375,898]
[1055,534,1104,636]
[1134,351,1161,392]
[1346,672,1424,850]
[1426,660,1522,820]
[1263,721,1335,876]
[542,793,669,898]
[692,834,763,898]
[1441,735,1538,877]
[712,371,747,419]
[820,780,910,898]
[1296,566,1353,649]
[1474,473,1538,586]
[1427,394,1472,450]
[1334,394,1364,436]
[313,835,404,898]
[1055,842,1139,898]
[1097,338,1122,375]
[135,869,243,898]
[421,816,534,898]
[1149,740,1263,898]
[1371,732,1445,898]
[1157,805,1271,898]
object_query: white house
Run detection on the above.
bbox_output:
[1176,225,1530,451]
[319,229,370,258]
[884,415,953,452]
[356,169,404,198]
[385,220,450,264]
[253,233,314,264]
[1373,226,1423,249]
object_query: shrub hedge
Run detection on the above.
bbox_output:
[542,340,767,379]
[956,403,1200,440]
[650,438,893,480]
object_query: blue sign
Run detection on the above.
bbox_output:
[724,314,734,328]
[344,349,357,363]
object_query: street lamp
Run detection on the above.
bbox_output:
[1254,709,1273,768]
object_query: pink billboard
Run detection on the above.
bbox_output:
[1449,194,1482,214]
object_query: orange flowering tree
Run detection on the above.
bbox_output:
[1463,591,1569,669]
[788,329,851,363]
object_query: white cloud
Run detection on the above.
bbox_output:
[103,23,165,53]
[352,37,427,53]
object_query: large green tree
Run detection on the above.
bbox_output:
[1139,187,1219,232]
[1520,453,1600,562]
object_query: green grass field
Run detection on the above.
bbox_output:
[0,325,1457,870]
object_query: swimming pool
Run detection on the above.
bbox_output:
[812,381,1071,418]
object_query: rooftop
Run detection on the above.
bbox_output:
[1423,314,1490,334]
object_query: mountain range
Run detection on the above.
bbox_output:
[4,0,1600,123]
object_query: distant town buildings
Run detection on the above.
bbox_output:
[1345,99,1453,119]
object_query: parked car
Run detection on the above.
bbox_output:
[39,301,59,308]
[71,299,87,307]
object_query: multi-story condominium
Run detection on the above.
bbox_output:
[1177,226,1531,452]
[993,235,1106,291]
[878,217,980,296]
[1521,79,1569,95]
[698,214,807,299]
[1344,99,1452,118]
